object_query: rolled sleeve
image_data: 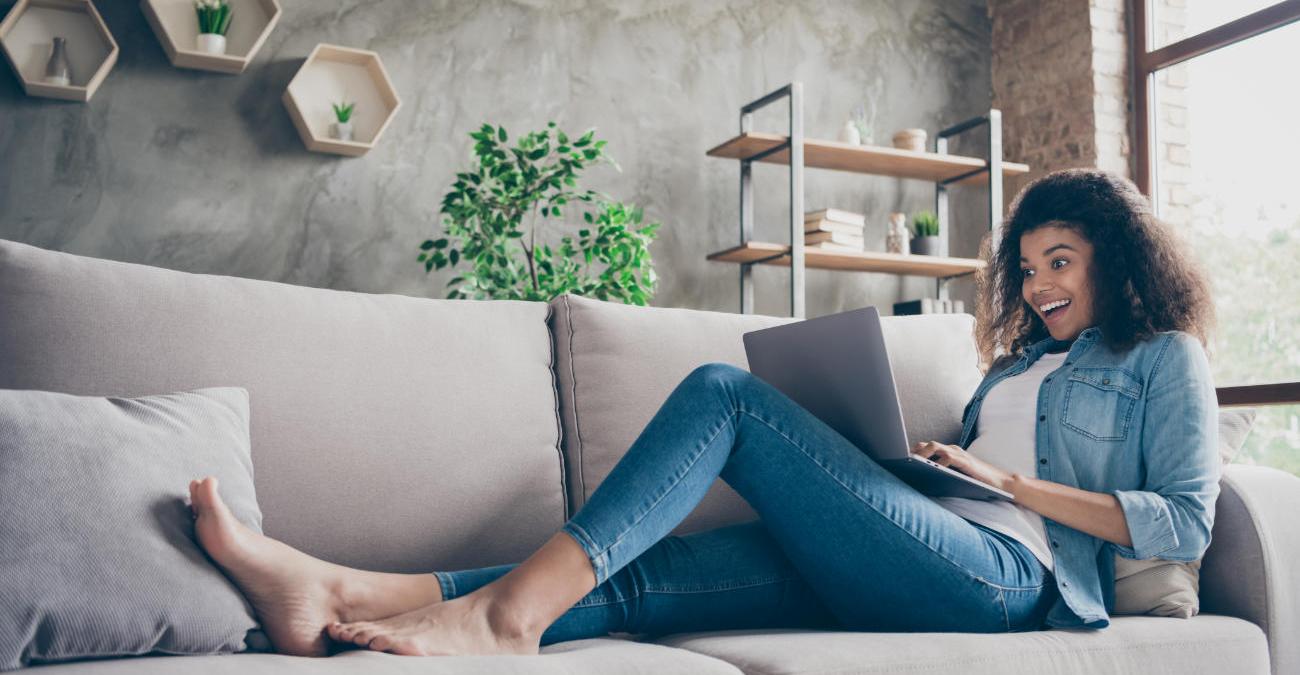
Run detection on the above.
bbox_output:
[1110,333,1221,562]
[1111,489,1179,559]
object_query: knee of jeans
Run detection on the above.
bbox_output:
[686,362,752,391]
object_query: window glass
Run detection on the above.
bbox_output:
[1152,21,1300,475]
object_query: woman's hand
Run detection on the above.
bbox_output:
[912,441,1015,493]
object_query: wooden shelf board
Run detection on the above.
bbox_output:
[141,0,281,75]
[0,0,117,102]
[706,132,1028,185]
[283,43,402,157]
[707,241,985,277]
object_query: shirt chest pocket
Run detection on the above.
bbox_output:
[1062,367,1143,441]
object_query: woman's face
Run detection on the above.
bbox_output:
[1019,225,1096,342]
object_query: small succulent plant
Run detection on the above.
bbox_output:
[911,210,940,237]
[332,101,355,124]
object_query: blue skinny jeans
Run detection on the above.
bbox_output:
[433,363,1058,643]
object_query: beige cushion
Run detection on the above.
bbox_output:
[1217,408,1258,464]
[1112,408,1258,618]
[0,239,565,574]
[656,614,1268,675]
[27,638,743,674]
[549,293,983,535]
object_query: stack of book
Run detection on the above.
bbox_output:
[893,298,967,315]
[803,208,865,251]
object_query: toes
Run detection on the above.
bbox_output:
[193,477,229,518]
[328,621,357,642]
[330,621,377,647]
[352,627,377,647]
[367,634,394,652]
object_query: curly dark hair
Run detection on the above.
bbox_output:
[974,168,1215,371]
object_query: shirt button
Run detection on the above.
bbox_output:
[1039,415,1046,421]
[1052,541,1060,548]
[1040,458,1048,465]
[1044,377,1052,383]
[1102,378,1110,385]
[1062,582,1069,588]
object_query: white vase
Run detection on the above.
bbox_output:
[331,121,354,142]
[196,33,227,55]
[837,120,861,145]
[886,212,909,255]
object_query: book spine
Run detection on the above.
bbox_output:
[803,209,866,227]
[893,299,924,315]
[805,230,865,245]
[804,219,866,235]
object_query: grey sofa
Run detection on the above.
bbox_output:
[0,238,1294,675]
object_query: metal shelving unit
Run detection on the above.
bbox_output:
[706,81,1029,318]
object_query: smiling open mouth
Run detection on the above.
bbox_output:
[1040,298,1071,321]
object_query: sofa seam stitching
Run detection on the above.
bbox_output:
[564,294,588,509]
[545,300,569,521]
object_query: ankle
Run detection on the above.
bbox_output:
[331,571,445,624]
[478,585,544,643]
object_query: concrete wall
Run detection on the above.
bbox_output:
[0,0,993,318]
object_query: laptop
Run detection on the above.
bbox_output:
[742,306,1013,501]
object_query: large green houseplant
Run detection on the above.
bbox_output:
[419,122,660,305]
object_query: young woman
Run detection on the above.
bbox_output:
[187,168,1221,657]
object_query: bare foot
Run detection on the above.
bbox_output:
[189,476,442,656]
[327,589,541,656]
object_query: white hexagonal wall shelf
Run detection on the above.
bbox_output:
[0,0,117,102]
[283,44,401,157]
[141,0,281,75]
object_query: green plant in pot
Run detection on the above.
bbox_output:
[419,122,661,304]
[331,101,355,142]
[910,210,940,256]
[194,0,232,55]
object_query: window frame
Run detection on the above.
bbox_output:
[1129,0,1300,407]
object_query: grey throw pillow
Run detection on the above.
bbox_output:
[0,387,263,671]
[1112,407,1257,618]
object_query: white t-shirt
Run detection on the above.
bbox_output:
[932,350,1067,573]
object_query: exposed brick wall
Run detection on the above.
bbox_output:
[1090,0,1131,177]
[988,0,1133,205]
[1153,0,1192,223]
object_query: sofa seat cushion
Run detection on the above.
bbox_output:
[549,293,983,536]
[655,614,1268,675]
[0,239,565,574]
[26,638,742,674]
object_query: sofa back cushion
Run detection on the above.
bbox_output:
[549,293,983,535]
[0,239,565,573]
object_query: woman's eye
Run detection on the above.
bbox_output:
[1021,268,1034,278]
[1052,258,1068,269]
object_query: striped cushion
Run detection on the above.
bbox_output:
[0,387,261,670]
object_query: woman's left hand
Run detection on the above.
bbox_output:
[912,441,1015,493]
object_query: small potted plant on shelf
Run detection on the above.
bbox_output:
[331,101,356,141]
[194,0,233,55]
[910,210,940,256]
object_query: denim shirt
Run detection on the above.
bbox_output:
[956,326,1220,629]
